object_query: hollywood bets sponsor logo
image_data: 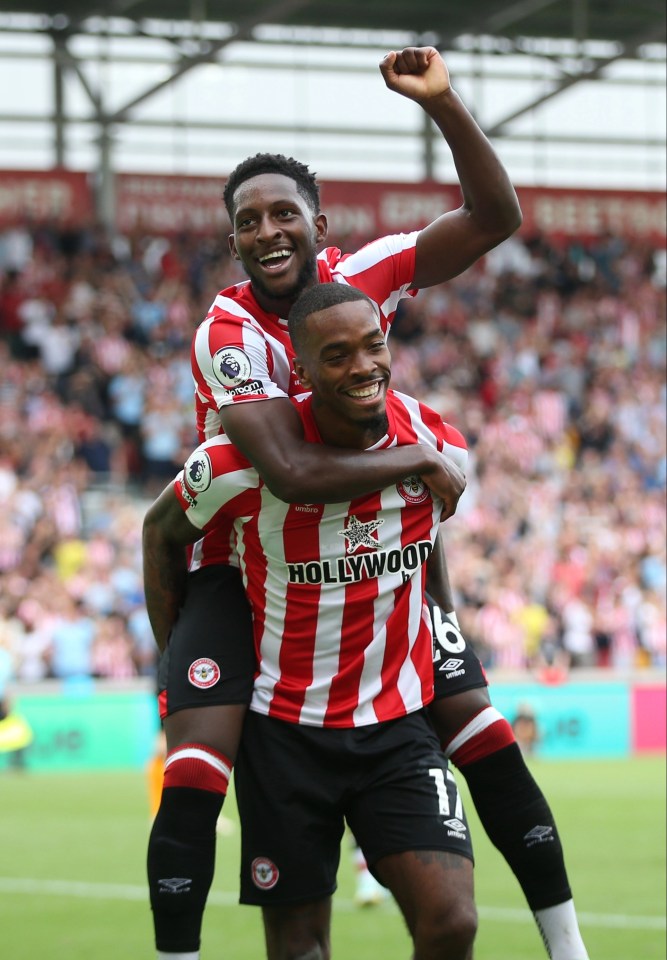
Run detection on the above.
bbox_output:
[338,515,385,554]
[212,346,253,388]
[251,857,280,890]
[287,539,433,585]
[188,658,221,689]
[397,475,430,505]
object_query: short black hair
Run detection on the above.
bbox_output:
[288,283,376,352]
[223,153,320,220]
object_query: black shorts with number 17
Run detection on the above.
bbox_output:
[235,709,474,907]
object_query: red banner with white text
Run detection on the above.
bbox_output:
[0,169,94,228]
[320,181,667,247]
[114,173,666,246]
[1,169,664,246]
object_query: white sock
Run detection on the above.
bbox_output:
[352,846,368,871]
[157,952,199,960]
[534,900,589,960]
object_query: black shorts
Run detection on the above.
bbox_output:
[157,565,255,719]
[234,710,474,906]
[428,595,488,700]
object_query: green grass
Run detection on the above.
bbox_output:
[0,757,664,959]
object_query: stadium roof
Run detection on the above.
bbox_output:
[4,0,666,51]
[0,0,664,215]
[2,0,664,135]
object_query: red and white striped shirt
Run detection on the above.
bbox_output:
[189,234,419,567]
[174,390,467,729]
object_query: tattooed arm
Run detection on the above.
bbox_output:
[142,485,201,653]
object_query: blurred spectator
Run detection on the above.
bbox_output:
[511,702,540,754]
[91,614,137,679]
[49,596,96,679]
[0,269,27,359]
[139,392,189,490]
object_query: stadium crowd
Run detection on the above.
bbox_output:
[0,217,664,686]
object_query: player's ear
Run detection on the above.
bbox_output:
[293,358,312,389]
[228,233,240,260]
[315,213,328,246]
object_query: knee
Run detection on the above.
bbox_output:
[263,906,331,960]
[286,947,328,960]
[417,901,478,959]
[268,935,330,960]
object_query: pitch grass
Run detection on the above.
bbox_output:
[0,756,664,960]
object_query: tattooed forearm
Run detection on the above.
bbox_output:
[142,485,201,652]
[143,535,188,653]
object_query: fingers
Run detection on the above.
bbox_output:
[440,496,460,522]
[395,47,432,75]
[379,46,436,76]
[379,50,397,83]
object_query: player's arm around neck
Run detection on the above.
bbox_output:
[142,485,202,652]
[380,46,522,288]
[220,397,461,505]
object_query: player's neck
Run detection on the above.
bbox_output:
[250,288,296,319]
[313,407,388,450]
[249,263,319,319]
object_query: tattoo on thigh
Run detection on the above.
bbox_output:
[413,850,467,870]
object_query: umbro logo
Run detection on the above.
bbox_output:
[444,818,468,840]
[158,877,192,894]
[442,658,464,672]
[444,818,467,833]
[524,826,554,847]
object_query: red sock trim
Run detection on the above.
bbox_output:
[449,712,516,768]
[163,743,232,795]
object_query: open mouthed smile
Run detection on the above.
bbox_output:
[258,248,294,271]
[345,381,383,401]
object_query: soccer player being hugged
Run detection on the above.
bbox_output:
[146,283,476,959]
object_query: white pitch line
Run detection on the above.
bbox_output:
[0,878,664,931]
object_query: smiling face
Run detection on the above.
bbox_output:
[293,299,391,448]
[228,173,328,315]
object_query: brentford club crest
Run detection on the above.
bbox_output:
[188,658,221,688]
[251,857,280,890]
[397,475,430,504]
